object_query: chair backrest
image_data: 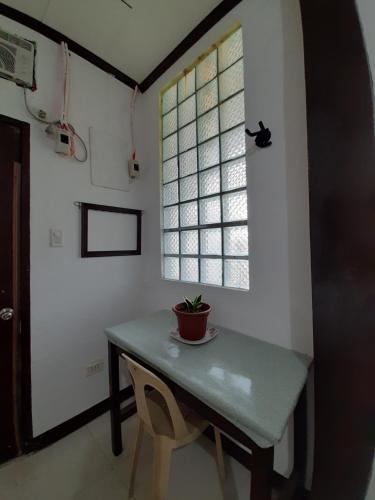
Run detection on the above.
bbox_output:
[122,354,188,440]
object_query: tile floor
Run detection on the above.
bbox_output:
[0,413,254,500]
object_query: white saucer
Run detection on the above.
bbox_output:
[170,327,219,345]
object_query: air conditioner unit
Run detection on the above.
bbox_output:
[0,28,36,89]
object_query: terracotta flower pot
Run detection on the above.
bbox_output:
[172,303,211,341]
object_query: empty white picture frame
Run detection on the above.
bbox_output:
[81,203,141,257]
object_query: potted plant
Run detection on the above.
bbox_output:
[172,295,211,341]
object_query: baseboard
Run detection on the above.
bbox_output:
[24,386,134,453]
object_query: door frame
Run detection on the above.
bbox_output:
[300,1,375,498]
[0,113,32,451]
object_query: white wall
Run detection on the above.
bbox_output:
[357,0,375,98]
[0,16,145,436]
[1,0,314,479]
[137,0,313,478]
[366,468,375,500]
[355,3,375,498]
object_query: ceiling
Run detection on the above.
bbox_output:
[1,0,223,84]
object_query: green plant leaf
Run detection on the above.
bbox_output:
[184,297,194,312]
[182,295,204,312]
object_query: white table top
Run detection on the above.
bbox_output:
[105,310,312,448]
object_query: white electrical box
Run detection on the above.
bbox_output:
[55,127,73,156]
[128,159,140,179]
[49,229,63,247]
[0,29,36,88]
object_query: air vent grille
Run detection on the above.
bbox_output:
[0,29,35,88]
[0,29,33,51]
[0,43,16,72]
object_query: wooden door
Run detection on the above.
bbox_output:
[0,115,30,461]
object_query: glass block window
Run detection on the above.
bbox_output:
[161,27,249,290]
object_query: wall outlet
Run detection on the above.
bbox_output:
[85,360,104,377]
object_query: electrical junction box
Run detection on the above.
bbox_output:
[55,127,72,156]
[128,159,140,179]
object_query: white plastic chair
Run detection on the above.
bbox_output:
[122,354,225,500]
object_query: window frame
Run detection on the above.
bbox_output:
[160,24,249,290]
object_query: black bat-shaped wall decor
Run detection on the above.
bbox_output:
[246,121,272,148]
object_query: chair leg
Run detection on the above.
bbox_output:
[129,417,144,499]
[214,427,226,484]
[152,437,173,500]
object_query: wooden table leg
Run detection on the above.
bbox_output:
[278,384,308,500]
[108,341,122,456]
[251,446,274,500]
[293,384,308,495]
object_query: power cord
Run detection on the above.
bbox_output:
[24,88,54,124]
[67,125,88,163]
[23,88,88,163]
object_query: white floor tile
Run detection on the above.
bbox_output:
[87,410,139,463]
[0,426,113,500]
[73,470,129,500]
[0,461,18,492]
[0,413,254,500]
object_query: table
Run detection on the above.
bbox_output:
[105,310,312,500]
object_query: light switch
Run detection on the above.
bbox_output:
[49,229,63,247]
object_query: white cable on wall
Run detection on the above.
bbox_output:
[130,85,138,160]
[61,41,70,127]
[22,42,88,163]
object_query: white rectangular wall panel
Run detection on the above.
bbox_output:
[89,127,130,192]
